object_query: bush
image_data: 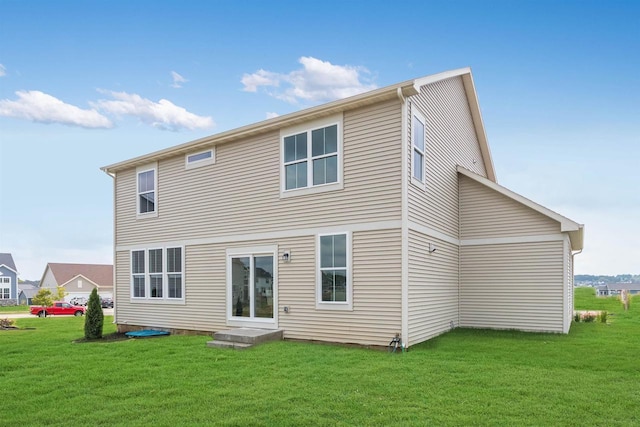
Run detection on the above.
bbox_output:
[1,318,15,328]
[84,289,104,339]
[597,311,609,323]
[573,312,581,322]
[582,312,596,323]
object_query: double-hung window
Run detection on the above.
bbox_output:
[317,232,351,310]
[0,277,10,299]
[131,247,184,302]
[137,163,157,217]
[281,114,343,196]
[412,109,426,183]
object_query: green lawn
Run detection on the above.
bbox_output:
[2,288,639,426]
[0,304,30,313]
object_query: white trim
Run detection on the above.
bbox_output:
[400,93,409,347]
[226,245,278,328]
[0,263,18,274]
[460,234,565,246]
[136,162,158,219]
[408,222,460,246]
[280,113,344,198]
[185,148,215,170]
[115,220,402,252]
[59,274,101,290]
[315,232,352,311]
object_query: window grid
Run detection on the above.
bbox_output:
[137,168,156,214]
[131,247,183,300]
[319,233,348,304]
[283,124,338,191]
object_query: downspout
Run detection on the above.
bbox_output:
[397,87,409,349]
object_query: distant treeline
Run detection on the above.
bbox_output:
[575,274,640,283]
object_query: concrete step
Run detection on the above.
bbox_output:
[213,328,283,345]
[206,340,253,350]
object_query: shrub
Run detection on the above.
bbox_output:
[1,318,15,328]
[84,289,104,339]
[573,312,581,322]
[581,312,596,323]
[597,311,609,323]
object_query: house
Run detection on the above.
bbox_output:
[39,263,114,302]
[597,283,640,297]
[0,253,18,306]
[18,283,39,305]
[101,67,584,348]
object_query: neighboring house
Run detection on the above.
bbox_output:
[18,283,39,305]
[101,68,584,348]
[0,253,18,306]
[597,283,640,297]
[39,263,114,302]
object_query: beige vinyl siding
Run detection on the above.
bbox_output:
[115,229,402,345]
[115,248,227,332]
[280,229,402,346]
[565,236,574,332]
[407,230,458,345]
[115,100,402,247]
[459,241,565,332]
[459,175,561,239]
[407,76,487,239]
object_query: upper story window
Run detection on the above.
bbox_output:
[185,148,215,170]
[136,163,158,217]
[412,109,426,183]
[131,247,184,302]
[281,113,343,197]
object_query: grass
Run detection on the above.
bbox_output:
[2,289,639,426]
[0,304,30,313]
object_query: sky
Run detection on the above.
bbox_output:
[0,0,638,280]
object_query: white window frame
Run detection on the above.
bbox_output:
[280,113,344,198]
[185,148,215,170]
[226,245,278,329]
[136,163,158,219]
[0,277,10,299]
[130,246,185,304]
[411,107,426,188]
[316,232,352,311]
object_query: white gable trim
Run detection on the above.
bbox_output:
[59,274,106,290]
[0,264,18,274]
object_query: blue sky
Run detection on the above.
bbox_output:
[0,0,638,279]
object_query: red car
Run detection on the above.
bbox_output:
[30,301,86,317]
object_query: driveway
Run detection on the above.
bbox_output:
[2,308,114,319]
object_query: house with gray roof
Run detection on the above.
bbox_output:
[18,283,39,305]
[596,283,640,297]
[39,263,114,302]
[0,253,19,306]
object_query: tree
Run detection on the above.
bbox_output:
[84,288,104,339]
[54,286,66,301]
[32,288,54,310]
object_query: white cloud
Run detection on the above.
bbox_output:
[171,71,188,88]
[265,112,279,119]
[241,56,377,104]
[93,90,214,131]
[0,64,6,77]
[0,90,113,128]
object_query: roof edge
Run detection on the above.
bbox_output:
[59,274,103,289]
[0,264,18,274]
[457,165,584,250]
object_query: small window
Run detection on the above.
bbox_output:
[137,165,157,216]
[167,247,183,299]
[317,232,351,310]
[185,148,215,170]
[412,111,426,183]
